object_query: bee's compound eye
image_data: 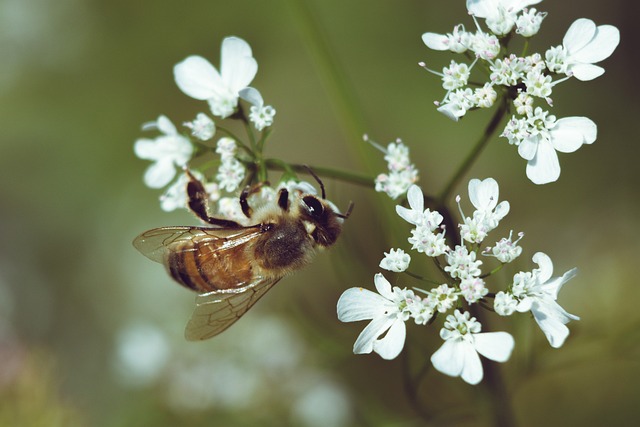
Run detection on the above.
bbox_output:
[303,196,324,218]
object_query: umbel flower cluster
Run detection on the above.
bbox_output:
[338,179,579,384]
[420,0,619,184]
[134,36,278,213]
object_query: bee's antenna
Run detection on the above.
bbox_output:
[336,201,354,219]
[303,165,326,199]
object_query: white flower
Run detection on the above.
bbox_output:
[216,137,237,160]
[239,87,276,131]
[134,115,193,189]
[513,107,597,184]
[429,284,459,313]
[396,185,442,229]
[184,113,215,141]
[473,83,497,108]
[548,18,620,81]
[217,196,245,222]
[494,291,518,316]
[422,24,470,53]
[337,274,412,360]
[216,158,246,192]
[174,36,258,118]
[408,225,448,257]
[442,60,470,91]
[372,138,419,199]
[468,31,500,60]
[437,88,474,121]
[459,277,488,303]
[459,178,510,242]
[515,8,546,37]
[488,230,524,263]
[514,252,580,348]
[430,310,514,385]
[379,249,411,273]
[466,0,542,35]
[445,245,482,279]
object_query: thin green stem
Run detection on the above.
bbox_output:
[439,96,509,203]
[264,159,374,188]
[403,270,441,286]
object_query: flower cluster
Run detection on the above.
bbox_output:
[370,137,419,199]
[338,178,579,384]
[134,36,277,212]
[421,0,619,184]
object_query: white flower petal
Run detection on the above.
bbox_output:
[517,137,538,161]
[469,178,498,211]
[220,36,258,92]
[526,139,560,185]
[570,63,605,81]
[372,319,406,360]
[337,288,389,322]
[174,56,223,100]
[238,87,263,107]
[550,117,597,153]
[431,339,465,377]
[373,273,395,300]
[134,138,159,160]
[460,343,484,385]
[530,301,571,348]
[493,201,510,221]
[542,268,578,300]
[353,315,395,355]
[473,332,515,363]
[143,160,176,189]
[406,184,424,212]
[421,32,449,50]
[156,115,177,135]
[563,19,596,55]
[571,25,620,64]
[532,252,553,283]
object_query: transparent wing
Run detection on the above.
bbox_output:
[185,276,282,341]
[133,226,260,264]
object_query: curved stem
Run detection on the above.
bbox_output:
[439,96,509,203]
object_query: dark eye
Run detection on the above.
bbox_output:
[303,196,324,218]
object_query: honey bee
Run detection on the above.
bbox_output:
[133,170,352,341]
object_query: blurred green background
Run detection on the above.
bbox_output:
[1,0,638,426]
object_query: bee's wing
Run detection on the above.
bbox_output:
[133,226,259,264]
[185,276,282,341]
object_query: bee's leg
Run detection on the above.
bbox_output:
[239,186,252,219]
[185,170,242,228]
[277,188,289,211]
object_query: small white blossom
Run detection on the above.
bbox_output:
[430,310,514,384]
[515,8,546,37]
[373,139,419,199]
[422,24,470,53]
[337,274,413,360]
[217,196,245,221]
[216,137,237,160]
[442,60,470,91]
[437,88,475,121]
[429,284,459,313]
[494,291,518,316]
[468,31,500,60]
[216,158,245,192]
[548,18,620,81]
[513,92,534,116]
[174,36,258,118]
[396,185,443,229]
[473,83,497,108]
[489,231,523,263]
[460,277,488,303]
[184,113,215,141]
[490,55,523,86]
[408,226,448,257]
[509,107,597,184]
[445,245,482,279]
[513,252,580,348]
[524,68,553,100]
[379,249,411,273]
[134,115,193,189]
[239,87,276,131]
[459,178,510,242]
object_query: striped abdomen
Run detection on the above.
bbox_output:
[166,236,256,293]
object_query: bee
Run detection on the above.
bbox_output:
[133,169,353,341]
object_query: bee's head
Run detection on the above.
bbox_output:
[299,194,352,247]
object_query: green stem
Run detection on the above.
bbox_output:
[264,159,374,188]
[439,96,509,203]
